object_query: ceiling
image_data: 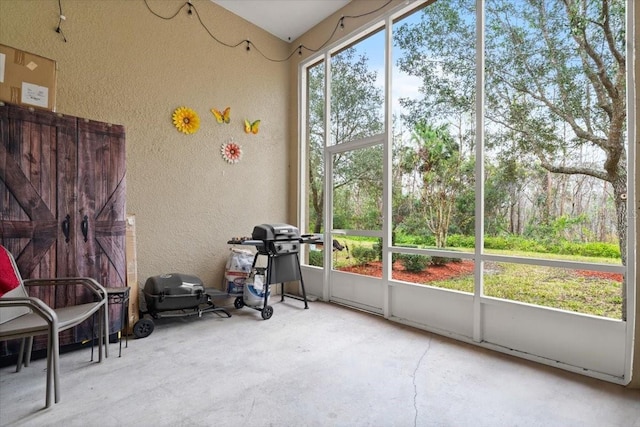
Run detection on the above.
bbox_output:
[212,0,351,42]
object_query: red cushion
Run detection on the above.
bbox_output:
[0,247,21,297]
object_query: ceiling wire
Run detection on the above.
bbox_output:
[142,0,393,62]
[55,0,67,42]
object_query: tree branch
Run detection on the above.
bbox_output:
[577,48,613,121]
[601,0,626,66]
[562,0,618,101]
[498,65,609,149]
[537,157,610,182]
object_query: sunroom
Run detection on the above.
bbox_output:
[0,0,638,423]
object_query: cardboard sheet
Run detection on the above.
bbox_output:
[0,44,57,111]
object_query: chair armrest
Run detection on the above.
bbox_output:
[0,297,59,325]
[23,278,108,302]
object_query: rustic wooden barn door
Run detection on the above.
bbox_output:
[0,105,77,301]
[76,119,126,287]
[0,104,82,349]
[1,104,127,351]
[76,119,126,335]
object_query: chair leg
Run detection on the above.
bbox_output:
[52,330,60,404]
[45,338,52,408]
[16,337,34,372]
[97,306,104,361]
[90,312,96,362]
[45,330,56,408]
[16,338,25,373]
[103,304,109,360]
[25,337,33,366]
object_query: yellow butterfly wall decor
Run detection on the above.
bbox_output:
[244,119,260,134]
[212,107,231,124]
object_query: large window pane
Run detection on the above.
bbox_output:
[484,0,627,318]
[484,262,623,319]
[300,0,631,321]
[333,235,379,276]
[391,251,474,292]
[332,146,383,231]
[329,29,385,145]
[331,143,383,278]
[390,0,476,263]
[304,60,326,267]
[484,0,626,266]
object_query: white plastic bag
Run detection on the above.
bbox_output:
[224,248,254,294]
[252,273,264,291]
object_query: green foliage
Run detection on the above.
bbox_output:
[551,214,588,236]
[483,235,620,259]
[398,254,430,272]
[484,236,512,250]
[523,214,593,244]
[411,122,464,249]
[396,232,421,247]
[373,239,383,261]
[451,183,475,235]
[362,232,619,260]
[308,250,323,267]
[559,242,620,259]
[446,234,475,248]
[418,235,436,247]
[431,256,462,266]
[351,245,378,265]
[396,214,431,240]
[344,235,377,242]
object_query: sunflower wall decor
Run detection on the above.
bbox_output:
[221,141,242,164]
[172,106,200,134]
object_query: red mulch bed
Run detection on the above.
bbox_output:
[339,261,623,283]
[575,270,624,282]
[339,260,475,283]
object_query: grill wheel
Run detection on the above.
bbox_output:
[133,318,155,338]
[261,305,273,320]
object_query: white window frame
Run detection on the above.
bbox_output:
[297,0,636,384]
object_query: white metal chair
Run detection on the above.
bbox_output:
[0,245,109,408]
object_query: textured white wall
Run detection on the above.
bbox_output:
[0,0,290,286]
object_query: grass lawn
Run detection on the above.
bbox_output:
[434,263,623,319]
[326,238,624,320]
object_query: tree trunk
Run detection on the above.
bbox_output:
[309,164,323,234]
[313,191,323,234]
[611,173,627,320]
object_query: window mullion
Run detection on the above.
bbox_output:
[473,0,486,343]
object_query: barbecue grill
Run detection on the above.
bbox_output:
[229,223,316,319]
[132,273,231,338]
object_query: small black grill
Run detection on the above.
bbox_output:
[251,223,301,255]
[228,223,317,319]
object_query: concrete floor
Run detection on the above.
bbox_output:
[1,298,639,427]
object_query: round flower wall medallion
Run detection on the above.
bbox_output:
[221,141,242,164]
[172,107,200,134]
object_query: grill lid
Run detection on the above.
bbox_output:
[252,223,300,241]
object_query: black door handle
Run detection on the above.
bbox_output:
[62,214,71,243]
[81,215,89,242]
